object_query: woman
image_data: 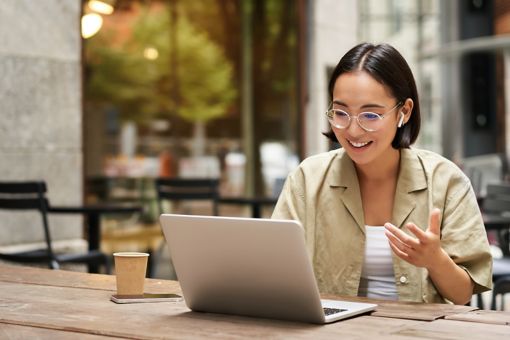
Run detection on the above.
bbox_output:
[272,43,492,304]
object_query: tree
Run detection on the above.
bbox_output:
[85,3,237,156]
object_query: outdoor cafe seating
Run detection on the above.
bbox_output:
[155,177,220,217]
[0,181,111,272]
[147,177,221,277]
[480,183,510,310]
[461,154,510,309]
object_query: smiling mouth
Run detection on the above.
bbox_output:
[348,140,372,148]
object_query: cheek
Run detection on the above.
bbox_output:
[331,128,344,142]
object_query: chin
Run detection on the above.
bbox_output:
[346,152,375,166]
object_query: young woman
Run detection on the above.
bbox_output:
[272,43,492,304]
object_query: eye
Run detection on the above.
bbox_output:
[360,112,382,120]
[333,109,349,118]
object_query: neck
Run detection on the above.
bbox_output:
[355,148,400,182]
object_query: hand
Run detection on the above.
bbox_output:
[384,208,448,269]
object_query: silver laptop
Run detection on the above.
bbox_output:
[159,214,377,324]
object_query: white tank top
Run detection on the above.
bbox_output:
[357,226,398,300]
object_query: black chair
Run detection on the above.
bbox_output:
[155,178,220,216]
[479,183,510,309]
[0,181,110,272]
[150,178,220,278]
[484,184,510,254]
[491,276,510,310]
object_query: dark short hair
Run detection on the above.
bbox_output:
[323,43,421,149]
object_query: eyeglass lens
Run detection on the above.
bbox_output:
[328,110,383,131]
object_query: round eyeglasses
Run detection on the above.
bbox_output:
[325,102,403,132]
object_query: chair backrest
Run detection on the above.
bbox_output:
[155,178,220,216]
[483,183,510,214]
[0,181,56,265]
[0,181,49,210]
[462,154,505,197]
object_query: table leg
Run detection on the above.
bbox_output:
[252,203,261,219]
[87,213,100,273]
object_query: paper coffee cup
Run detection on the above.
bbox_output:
[113,252,150,297]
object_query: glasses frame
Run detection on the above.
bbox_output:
[325,101,403,132]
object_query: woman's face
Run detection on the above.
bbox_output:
[330,71,410,167]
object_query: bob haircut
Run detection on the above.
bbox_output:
[323,43,421,149]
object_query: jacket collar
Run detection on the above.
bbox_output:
[328,148,428,231]
[393,148,428,228]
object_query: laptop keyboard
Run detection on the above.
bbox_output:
[323,307,347,316]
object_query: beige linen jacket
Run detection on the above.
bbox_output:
[272,148,492,303]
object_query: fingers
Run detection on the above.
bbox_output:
[384,223,420,249]
[384,210,442,268]
[428,208,441,236]
[387,238,410,260]
[385,227,416,253]
[406,223,428,243]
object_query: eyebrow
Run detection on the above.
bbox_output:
[332,100,386,109]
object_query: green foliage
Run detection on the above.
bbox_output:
[85,5,237,124]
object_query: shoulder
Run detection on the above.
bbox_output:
[405,148,467,178]
[285,149,344,188]
[296,149,343,172]
[410,148,457,166]
[404,148,472,194]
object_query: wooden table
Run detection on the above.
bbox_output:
[0,264,509,339]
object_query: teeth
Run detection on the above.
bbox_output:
[349,140,370,148]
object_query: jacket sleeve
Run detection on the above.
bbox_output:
[440,176,493,294]
[272,168,321,258]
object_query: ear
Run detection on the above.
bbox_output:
[400,98,414,125]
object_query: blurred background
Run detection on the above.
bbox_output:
[79,0,510,200]
[1,0,510,303]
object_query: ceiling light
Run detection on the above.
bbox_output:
[88,0,114,15]
[81,13,103,39]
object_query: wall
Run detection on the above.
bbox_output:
[357,0,444,154]
[0,0,83,248]
[305,0,358,157]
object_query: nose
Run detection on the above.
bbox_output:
[345,117,366,137]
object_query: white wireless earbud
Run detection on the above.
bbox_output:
[397,112,405,128]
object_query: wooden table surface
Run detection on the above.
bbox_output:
[0,264,508,339]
